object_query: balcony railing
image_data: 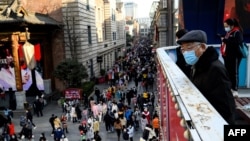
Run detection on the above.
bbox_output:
[156,46,228,141]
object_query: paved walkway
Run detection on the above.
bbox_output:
[8,80,154,141]
[8,80,249,140]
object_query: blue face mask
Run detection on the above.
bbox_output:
[183,50,199,65]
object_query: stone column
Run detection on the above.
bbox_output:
[43,79,51,94]
[15,91,26,109]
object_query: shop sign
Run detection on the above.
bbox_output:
[97,56,103,62]
[64,88,83,99]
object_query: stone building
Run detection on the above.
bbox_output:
[0,0,126,109]
[150,0,179,47]
[62,0,126,79]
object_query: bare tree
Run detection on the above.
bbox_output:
[64,15,78,60]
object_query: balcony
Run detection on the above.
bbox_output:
[156,45,250,140]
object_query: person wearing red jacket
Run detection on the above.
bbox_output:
[142,108,150,124]
[6,121,15,141]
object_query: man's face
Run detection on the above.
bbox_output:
[180,42,201,54]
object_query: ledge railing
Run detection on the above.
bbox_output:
[156,46,229,141]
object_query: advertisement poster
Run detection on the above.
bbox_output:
[0,44,44,91]
[64,88,83,99]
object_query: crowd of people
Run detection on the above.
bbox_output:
[0,37,159,141]
[0,17,245,141]
[45,38,160,141]
[0,95,45,141]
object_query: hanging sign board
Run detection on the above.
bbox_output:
[64,88,83,99]
[97,56,103,62]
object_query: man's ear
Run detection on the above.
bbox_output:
[200,43,207,51]
[196,43,206,57]
[200,43,205,48]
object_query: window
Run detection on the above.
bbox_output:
[112,9,116,21]
[87,26,92,44]
[97,29,103,42]
[103,29,106,40]
[112,32,116,40]
[86,0,90,10]
[163,0,167,8]
[98,8,101,21]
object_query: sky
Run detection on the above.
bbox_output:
[122,0,159,18]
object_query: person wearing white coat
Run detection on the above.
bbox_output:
[145,124,156,141]
[70,105,77,123]
[127,124,134,141]
[140,115,148,131]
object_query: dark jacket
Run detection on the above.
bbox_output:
[191,46,236,124]
[79,124,88,133]
[75,105,82,119]
[223,30,243,58]
[54,128,64,140]
[95,89,100,95]
[176,46,191,77]
[49,116,55,127]
[26,111,33,121]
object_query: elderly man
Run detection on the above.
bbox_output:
[177,30,236,125]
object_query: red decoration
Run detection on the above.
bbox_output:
[18,43,41,61]
[34,43,41,61]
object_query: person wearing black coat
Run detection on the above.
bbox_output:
[34,99,43,117]
[175,29,191,77]
[126,89,133,106]
[49,114,55,136]
[177,30,236,124]
[75,104,82,122]
[221,18,243,97]
[26,110,36,128]
[103,110,113,132]
[95,88,101,103]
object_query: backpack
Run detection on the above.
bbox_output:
[123,130,129,140]
[142,129,150,140]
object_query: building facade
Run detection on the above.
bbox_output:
[136,17,151,37]
[152,0,167,47]
[124,2,137,19]
[62,0,126,82]
[150,0,178,47]
[0,0,126,100]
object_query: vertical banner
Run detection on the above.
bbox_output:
[0,42,44,91]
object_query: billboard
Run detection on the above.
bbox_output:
[64,88,83,99]
[0,43,44,91]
